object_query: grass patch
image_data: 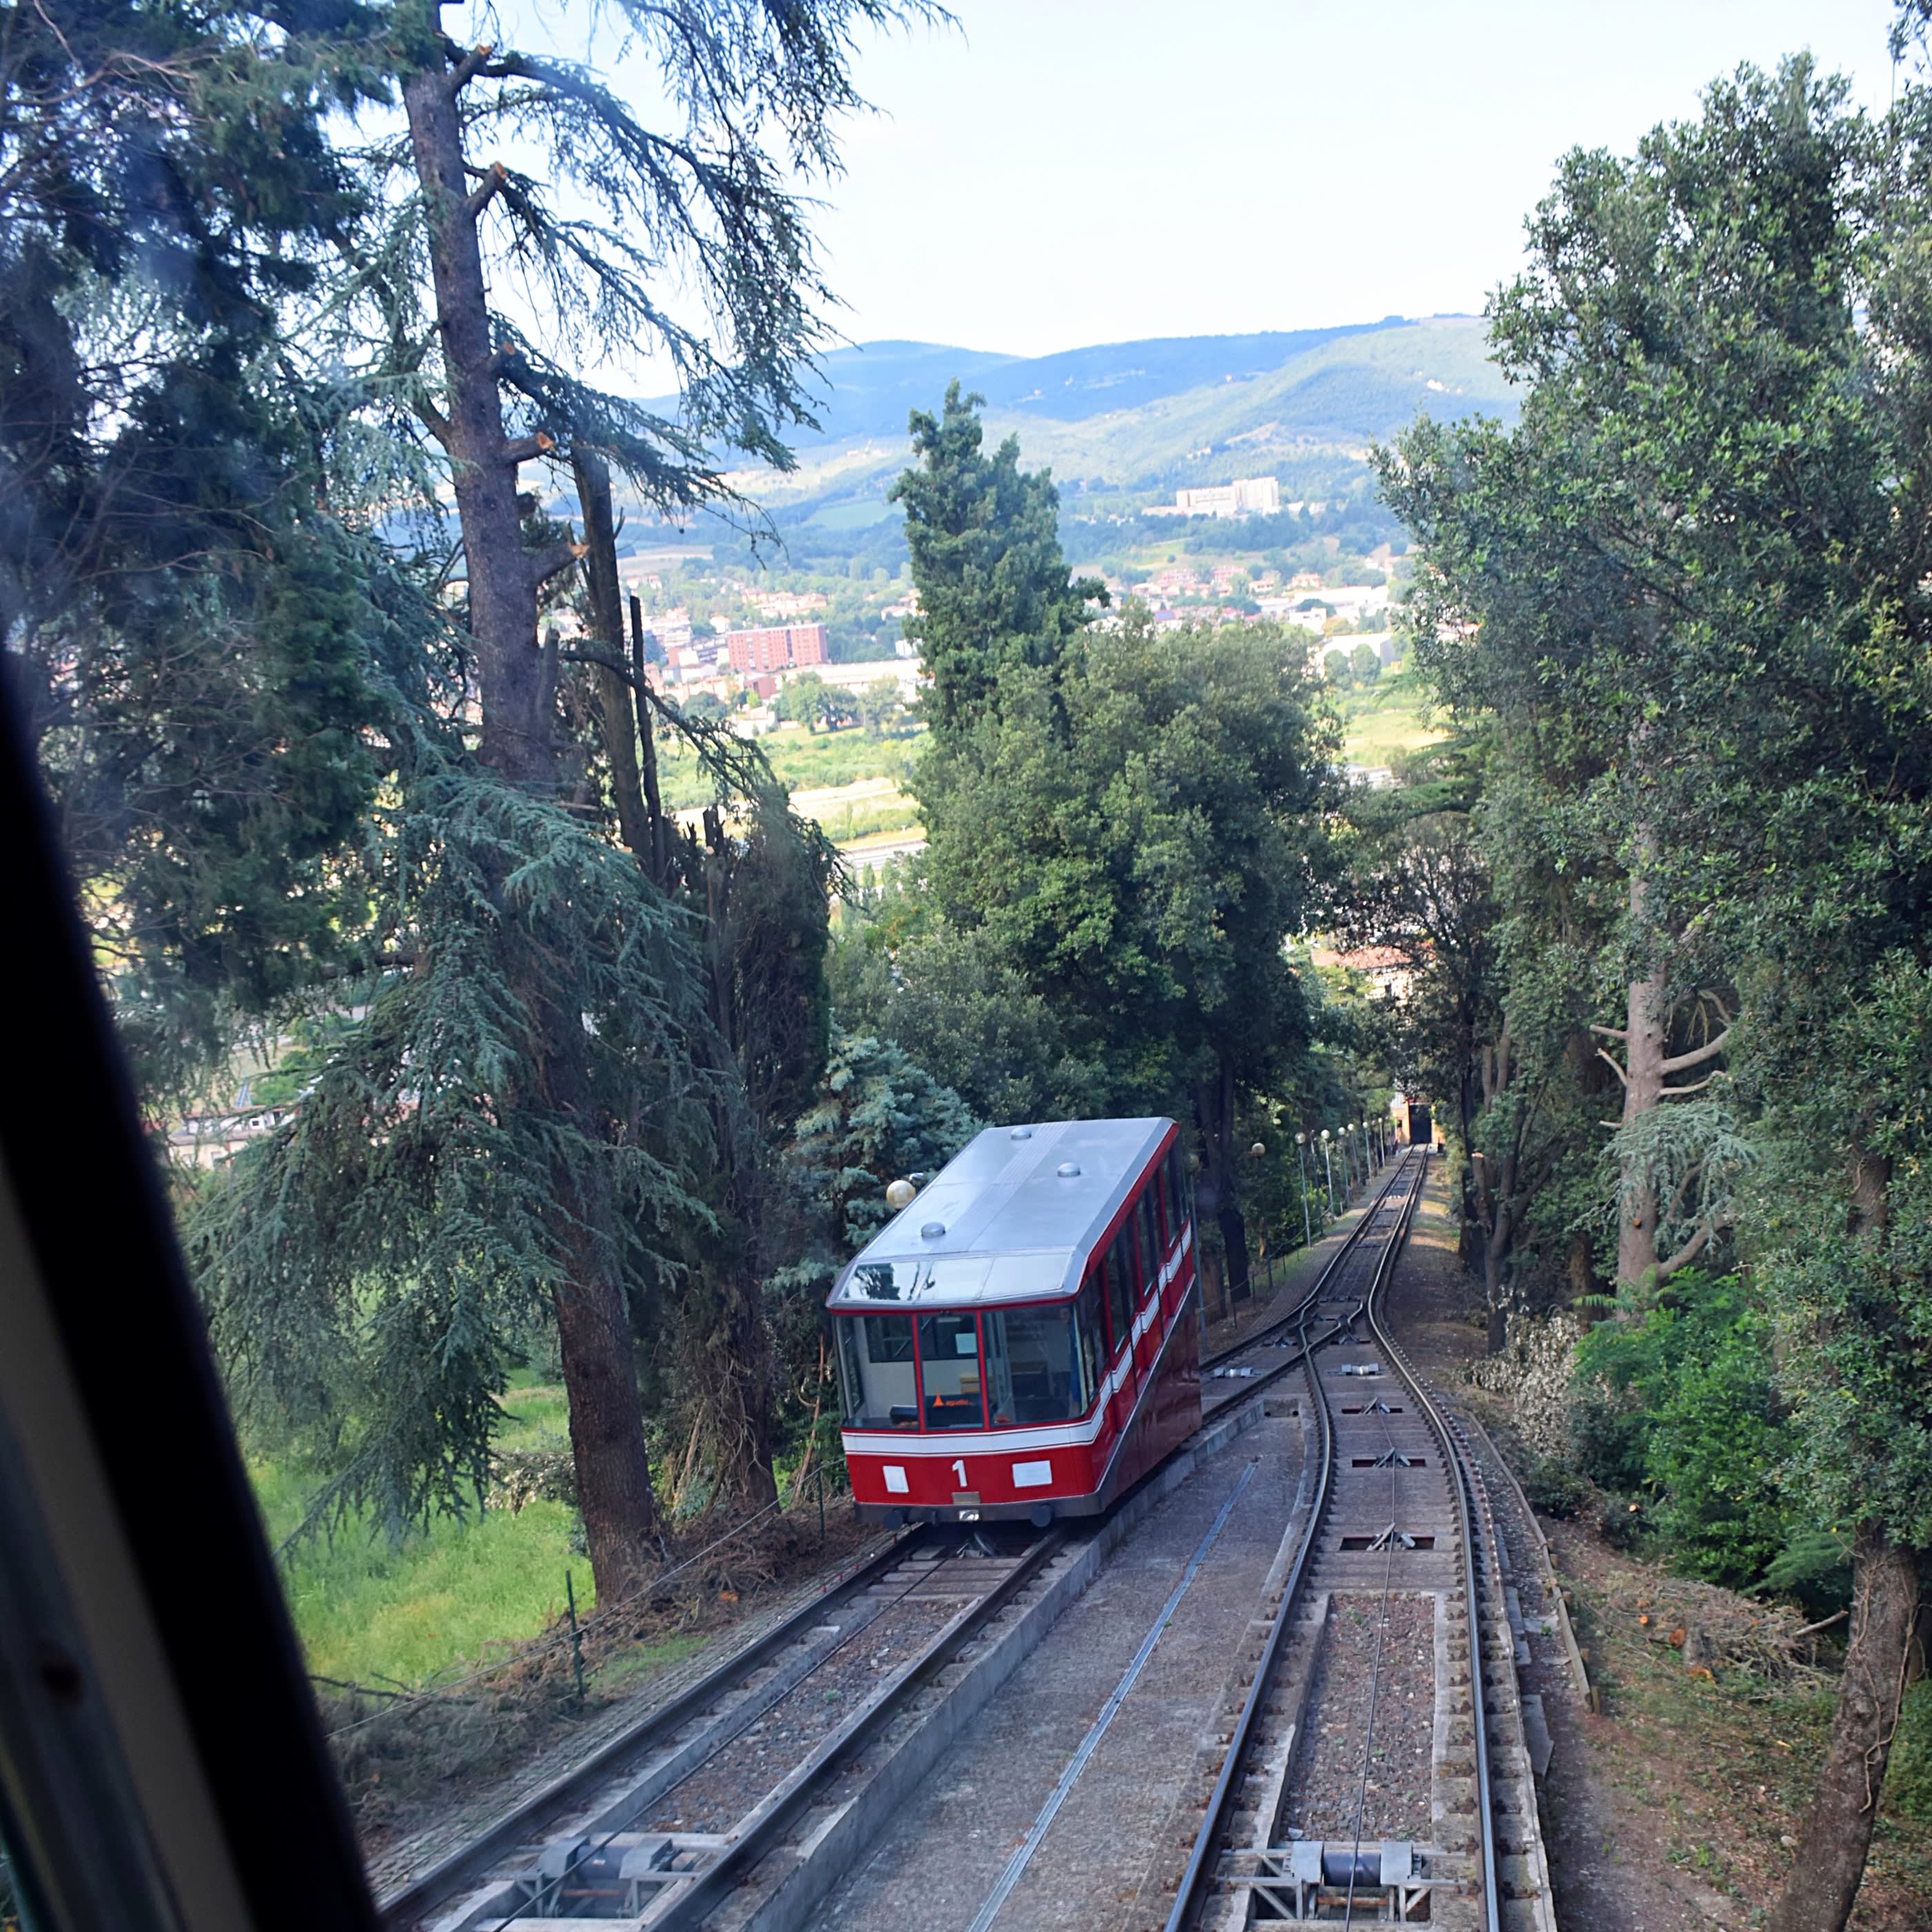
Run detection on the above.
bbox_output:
[1336,669,1444,766]
[257,1381,589,1691]
[814,792,921,842]
[657,724,923,808]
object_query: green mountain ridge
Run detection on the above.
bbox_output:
[733,317,1512,522]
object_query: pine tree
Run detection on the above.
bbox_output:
[182,0,933,1602]
[889,380,1103,741]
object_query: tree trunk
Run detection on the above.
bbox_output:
[405,43,661,1590]
[1615,949,1668,1285]
[1768,1526,1921,1932]
[403,59,554,783]
[552,1246,661,1606]
[572,448,653,863]
[629,595,672,887]
[1193,1061,1250,1302]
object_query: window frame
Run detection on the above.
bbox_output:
[1100,1234,1134,1361]
[916,1309,989,1432]
[982,1301,1090,1427]
[1134,1190,1161,1304]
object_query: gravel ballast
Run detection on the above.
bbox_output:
[1281,1591,1435,1845]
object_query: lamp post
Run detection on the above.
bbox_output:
[1321,1129,1337,1214]
[1294,1132,1314,1246]
[1359,1117,1372,1181]
[1344,1123,1358,1197]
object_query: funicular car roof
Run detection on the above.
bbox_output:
[825,1117,1174,1313]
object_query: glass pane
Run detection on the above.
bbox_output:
[866,1315,914,1361]
[981,1252,1072,1300]
[1153,1157,1174,1249]
[848,1259,920,1302]
[1103,1236,1133,1358]
[923,1255,993,1297]
[983,1305,1083,1423]
[1074,1278,1103,1411]
[1136,1194,1160,1301]
[840,1315,917,1427]
[836,1315,865,1419]
[918,1313,986,1429]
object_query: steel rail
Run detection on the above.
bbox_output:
[396,1149,1428,1932]
[1161,1147,1430,1932]
[1199,1150,1421,1374]
[1365,1174,1504,1932]
[377,1526,924,1926]
[642,1526,1067,1932]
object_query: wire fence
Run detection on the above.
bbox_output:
[315,1466,847,1744]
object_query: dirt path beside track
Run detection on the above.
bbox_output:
[1383,1161,1932,1931]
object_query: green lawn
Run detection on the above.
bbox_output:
[814,792,921,842]
[257,1380,589,1690]
[1336,669,1444,766]
[658,724,922,809]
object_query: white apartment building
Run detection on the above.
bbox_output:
[1170,476,1281,519]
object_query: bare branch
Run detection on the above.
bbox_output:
[559,648,638,684]
[1659,1026,1731,1076]
[465,160,509,221]
[1660,1071,1720,1097]
[502,431,555,467]
[1698,989,1736,1028]
[1597,1046,1630,1087]
[446,41,495,96]
[525,538,586,589]
[414,397,454,451]
[1657,1223,1712,1280]
[1588,1022,1629,1041]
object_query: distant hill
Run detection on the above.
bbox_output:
[626,315,1514,564]
[781,319,1441,445]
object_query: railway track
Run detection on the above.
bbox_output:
[395,1529,1068,1932]
[386,1152,1431,1932]
[1161,1146,1557,1930]
[1198,1151,1435,1423]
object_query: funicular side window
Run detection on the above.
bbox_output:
[1101,1230,1134,1358]
[836,1314,918,1428]
[1134,1190,1161,1303]
[1166,1144,1192,1236]
[983,1303,1085,1424]
[917,1312,987,1430]
[1073,1276,1103,1410]
[1153,1155,1176,1251]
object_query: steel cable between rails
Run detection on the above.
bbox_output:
[1341,1322,1409,1929]
[1161,1153,1426,1932]
[1364,1156,1502,1932]
[482,1537,992,1932]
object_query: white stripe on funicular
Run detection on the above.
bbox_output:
[1012,1460,1054,1488]
[844,1417,1104,1455]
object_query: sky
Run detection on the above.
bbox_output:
[803,0,1902,357]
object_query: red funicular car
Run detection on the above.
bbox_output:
[829,1118,1201,1526]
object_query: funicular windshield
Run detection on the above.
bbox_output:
[836,1295,1099,1431]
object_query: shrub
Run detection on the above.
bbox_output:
[1519,1450,1590,1519]
[1889,1679,1932,1822]
[1569,1272,1792,1588]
